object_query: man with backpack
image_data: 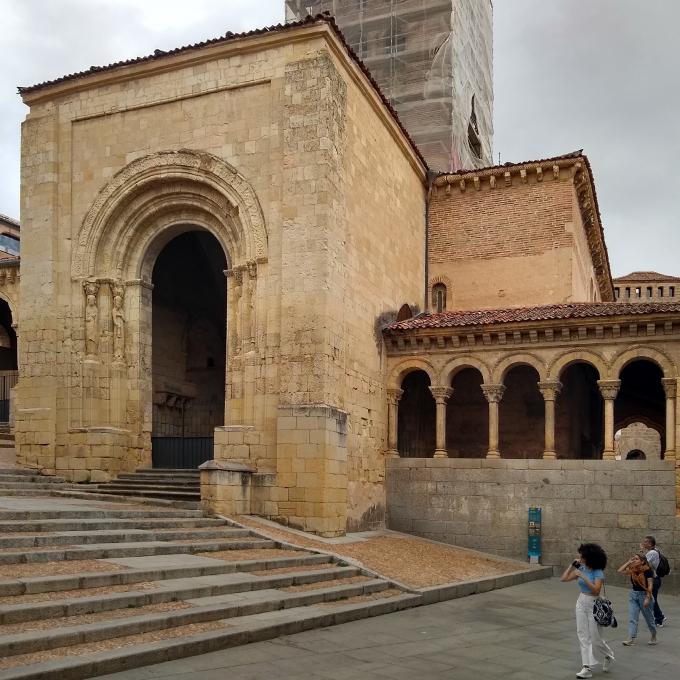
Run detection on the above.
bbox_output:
[641,535,670,626]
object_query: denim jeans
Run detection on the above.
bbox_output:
[628,589,656,639]
[652,576,664,624]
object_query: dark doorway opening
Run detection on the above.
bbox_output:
[397,370,435,457]
[151,231,227,468]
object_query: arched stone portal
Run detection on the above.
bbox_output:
[397,370,435,457]
[446,367,487,457]
[499,365,544,458]
[151,231,227,468]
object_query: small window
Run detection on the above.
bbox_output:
[614,287,620,299]
[635,287,641,298]
[625,287,631,298]
[659,286,664,297]
[432,283,447,313]
[647,287,653,298]
[670,286,675,298]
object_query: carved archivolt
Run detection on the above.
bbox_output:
[72,149,268,280]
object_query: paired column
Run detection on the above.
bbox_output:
[538,380,562,459]
[481,384,505,459]
[597,380,620,460]
[429,386,454,458]
[662,378,677,461]
[385,388,403,458]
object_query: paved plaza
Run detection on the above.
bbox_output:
[98,578,679,680]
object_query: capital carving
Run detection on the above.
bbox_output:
[246,260,257,278]
[662,378,677,399]
[429,386,454,403]
[481,384,506,403]
[538,380,562,401]
[386,388,404,405]
[597,379,621,400]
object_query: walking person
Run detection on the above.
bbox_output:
[641,535,667,626]
[561,543,614,678]
[617,553,657,646]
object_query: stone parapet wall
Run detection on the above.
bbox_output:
[386,458,680,592]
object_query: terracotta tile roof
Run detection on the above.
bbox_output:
[17,14,427,171]
[613,271,680,283]
[384,302,680,332]
[0,213,19,229]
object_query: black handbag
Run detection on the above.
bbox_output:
[593,583,617,627]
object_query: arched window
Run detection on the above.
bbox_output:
[432,283,447,313]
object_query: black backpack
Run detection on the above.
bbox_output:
[655,549,671,578]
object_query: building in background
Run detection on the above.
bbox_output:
[0,213,20,261]
[613,271,680,303]
[285,0,493,172]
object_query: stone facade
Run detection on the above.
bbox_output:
[386,457,680,590]
[15,18,425,535]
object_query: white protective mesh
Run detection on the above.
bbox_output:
[285,0,493,172]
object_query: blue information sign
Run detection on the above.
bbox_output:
[528,506,541,563]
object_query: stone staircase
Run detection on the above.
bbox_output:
[0,504,418,679]
[0,468,66,497]
[69,469,201,503]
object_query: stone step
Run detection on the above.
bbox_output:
[0,527,251,549]
[0,488,55,497]
[0,552,333,597]
[0,468,34,476]
[118,472,200,479]
[0,593,420,680]
[0,537,281,566]
[0,509,204,520]
[97,483,200,493]
[0,564,361,625]
[0,575,384,658]
[0,474,65,484]
[113,477,200,486]
[137,468,200,474]
[64,487,201,501]
[0,517,228,534]
[0,481,67,490]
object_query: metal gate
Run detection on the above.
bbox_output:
[0,371,18,424]
[151,398,214,469]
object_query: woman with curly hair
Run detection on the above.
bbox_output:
[561,542,614,678]
[617,553,657,646]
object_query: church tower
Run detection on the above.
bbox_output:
[285,0,493,172]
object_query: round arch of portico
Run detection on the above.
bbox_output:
[0,292,18,327]
[491,353,547,384]
[439,355,491,386]
[610,346,677,379]
[387,358,437,389]
[72,149,268,281]
[547,350,608,381]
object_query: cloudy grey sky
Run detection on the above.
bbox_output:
[0,0,678,276]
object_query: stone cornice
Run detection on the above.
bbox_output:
[384,314,680,355]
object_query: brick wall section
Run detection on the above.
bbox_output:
[386,458,680,591]
[428,171,599,309]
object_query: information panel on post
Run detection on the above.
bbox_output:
[528,506,542,564]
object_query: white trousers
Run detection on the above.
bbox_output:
[575,593,614,667]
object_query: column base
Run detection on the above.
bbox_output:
[663,449,676,462]
[433,449,448,459]
[542,450,557,460]
[486,450,501,459]
[385,449,400,458]
[602,449,616,460]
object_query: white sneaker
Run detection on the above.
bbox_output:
[622,638,636,646]
[603,656,614,672]
[576,667,593,679]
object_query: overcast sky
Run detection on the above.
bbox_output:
[1,0,678,276]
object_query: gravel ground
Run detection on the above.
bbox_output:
[0,600,191,636]
[235,516,526,589]
[0,560,127,579]
[0,581,157,605]
[0,619,227,671]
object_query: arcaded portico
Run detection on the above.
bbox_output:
[384,307,679,467]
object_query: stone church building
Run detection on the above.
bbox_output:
[12,14,680,558]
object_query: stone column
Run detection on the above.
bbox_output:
[597,380,621,460]
[429,386,454,458]
[538,380,562,459]
[662,378,677,461]
[385,388,403,458]
[481,384,506,459]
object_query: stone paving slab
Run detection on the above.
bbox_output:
[97,578,680,680]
